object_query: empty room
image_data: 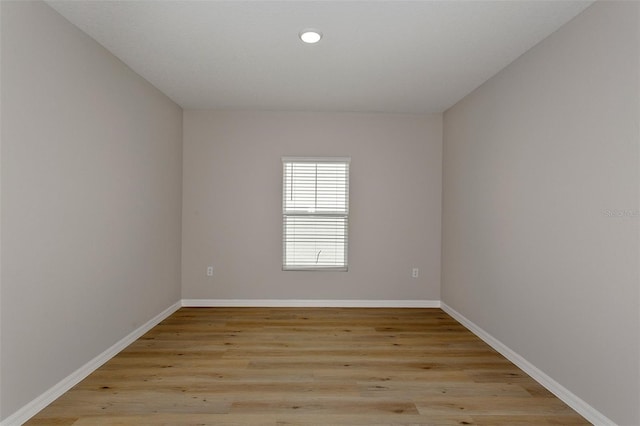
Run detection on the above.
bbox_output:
[1,0,638,425]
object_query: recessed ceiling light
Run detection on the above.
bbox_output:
[299,29,322,44]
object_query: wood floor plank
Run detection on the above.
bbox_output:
[26,308,590,425]
[357,381,532,398]
[415,396,578,416]
[68,413,476,426]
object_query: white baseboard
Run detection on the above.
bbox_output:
[440,302,616,426]
[181,299,441,308]
[1,301,182,426]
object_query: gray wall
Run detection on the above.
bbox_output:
[442,2,639,425]
[182,110,442,301]
[0,1,183,419]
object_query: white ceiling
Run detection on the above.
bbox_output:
[46,0,592,114]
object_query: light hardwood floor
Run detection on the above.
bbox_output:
[27,307,589,425]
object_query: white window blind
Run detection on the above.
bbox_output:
[282,157,350,271]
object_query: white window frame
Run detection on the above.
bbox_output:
[282,157,350,271]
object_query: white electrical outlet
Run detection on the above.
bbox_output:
[207,266,214,276]
[412,268,419,278]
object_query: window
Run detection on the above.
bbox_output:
[282,157,350,271]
